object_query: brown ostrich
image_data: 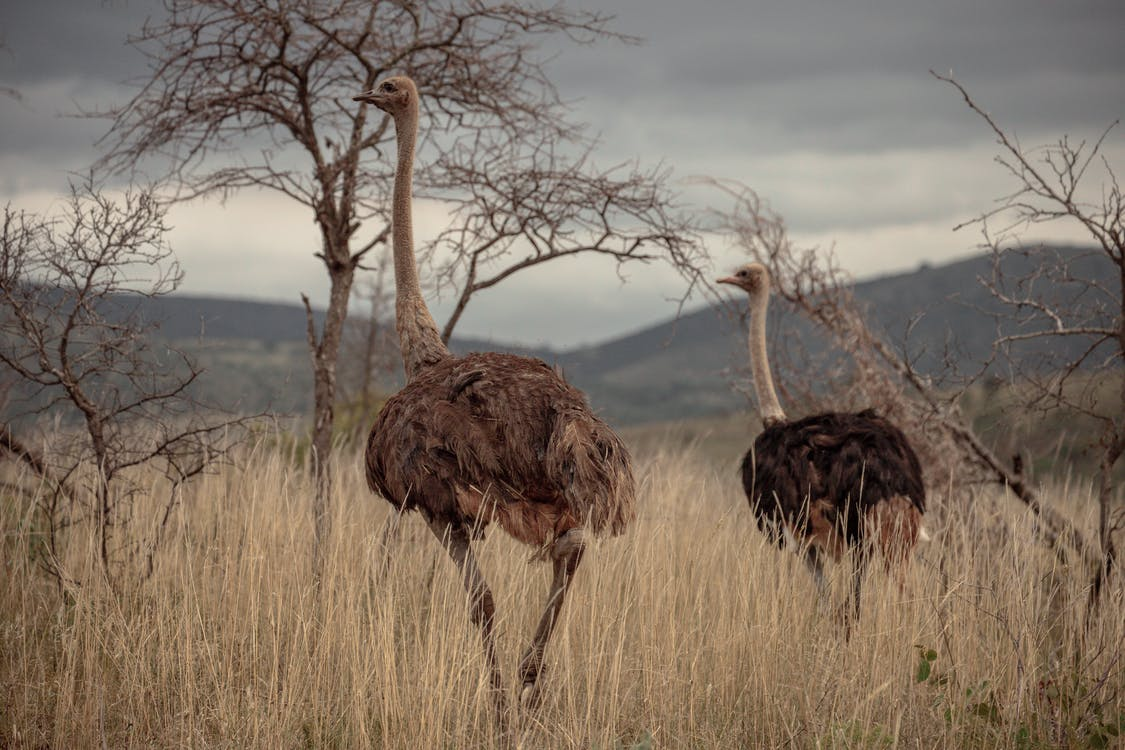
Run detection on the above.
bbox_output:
[354,77,636,724]
[718,262,926,625]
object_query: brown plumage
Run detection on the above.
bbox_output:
[718,263,926,626]
[365,353,634,546]
[354,76,635,726]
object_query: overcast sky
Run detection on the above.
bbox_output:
[1,0,1123,348]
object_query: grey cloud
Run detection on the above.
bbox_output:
[5,1,1123,178]
[0,0,157,85]
[581,68,1121,166]
[0,80,144,195]
[563,0,1125,85]
[1,0,1123,345]
[552,0,1125,153]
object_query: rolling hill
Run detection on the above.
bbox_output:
[25,247,1111,426]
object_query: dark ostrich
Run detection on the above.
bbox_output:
[355,77,636,727]
[719,263,927,623]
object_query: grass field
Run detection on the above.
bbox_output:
[2,427,1122,748]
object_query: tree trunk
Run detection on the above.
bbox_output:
[96,466,111,576]
[305,230,357,581]
[84,415,112,578]
[1090,273,1125,614]
[1087,436,1122,615]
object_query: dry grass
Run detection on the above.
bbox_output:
[2,431,1122,749]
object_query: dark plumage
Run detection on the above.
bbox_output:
[719,263,927,625]
[744,409,925,555]
[365,352,635,548]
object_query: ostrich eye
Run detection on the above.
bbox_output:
[380,82,395,92]
[737,269,748,277]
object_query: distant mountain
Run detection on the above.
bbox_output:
[125,295,324,343]
[553,247,1113,423]
[49,247,1110,426]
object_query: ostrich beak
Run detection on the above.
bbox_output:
[352,89,380,104]
[716,275,738,286]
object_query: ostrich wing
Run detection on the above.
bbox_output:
[744,410,925,544]
[366,353,635,540]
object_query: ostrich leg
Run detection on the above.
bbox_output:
[427,520,510,731]
[850,546,870,621]
[838,546,870,640]
[803,546,828,602]
[518,528,585,709]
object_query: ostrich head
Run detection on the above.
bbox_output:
[717,262,769,295]
[353,76,418,115]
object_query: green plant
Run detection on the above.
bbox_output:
[915,645,1002,741]
[915,645,1125,749]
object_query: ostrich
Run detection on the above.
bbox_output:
[718,262,926,624]
[354,77,636,723]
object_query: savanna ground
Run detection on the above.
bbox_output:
[2,417,1123,749]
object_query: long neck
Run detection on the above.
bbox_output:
[747,286,786,427]
[391,103,451,380]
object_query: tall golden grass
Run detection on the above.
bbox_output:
[2,430,1122,748]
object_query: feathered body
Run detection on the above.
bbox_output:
[743,408,925,564]
[719,262,926,623]
[365,352,635,547]
[354,75,637,720]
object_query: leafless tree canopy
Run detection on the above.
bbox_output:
[428,135,703,341]
[1,178,184,427]
[937,72,1122,440]
[0,177,253,580]
[974,246,1118,414]
[936,72,1123,604]
[94,0,707,336]
[93,0,706,573]
[93,0,669,276]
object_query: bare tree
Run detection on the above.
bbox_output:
[427,134,704,342]
[0,177,252,581]
[93,0,705,574]
[935,72,1123,608]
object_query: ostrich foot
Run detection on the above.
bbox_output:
[520,682,542,711]
[518,655,546,710]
